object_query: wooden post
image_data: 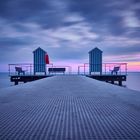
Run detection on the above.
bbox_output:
[30,64,32,75]
[119,81,122,86]
[78,66,80,75]
[15,81,18,85]
[111,81,114,84]
[105,64,106,75]
[84,63,86,75]
[125,63,127,75]
[8,64,10,76]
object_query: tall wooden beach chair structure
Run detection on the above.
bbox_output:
[89,47,102,75]
[33,47,47,75]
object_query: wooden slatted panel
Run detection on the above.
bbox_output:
[89,48,102,74]
[33,47,46,74]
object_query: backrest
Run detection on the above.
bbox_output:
[15,67,22,72]
[48,68,66,72]
[114,66,120,71]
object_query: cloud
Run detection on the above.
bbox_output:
[104,53,140,62]
[0,0,49,20]
[0,0,140,72]
[123,11,140,28]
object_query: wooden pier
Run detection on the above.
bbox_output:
[0,76,140,140]
[10,74,126,86]
[87,75,126,86]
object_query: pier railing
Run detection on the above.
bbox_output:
[8,63,127,76]
[8,63,72,76]
[78,63,127,75]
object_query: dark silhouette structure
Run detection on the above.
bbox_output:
[15,67,25,75]
[111,66,120,75]
[48,68,66,74]
[33,47,46,75]
[89,47,102,75]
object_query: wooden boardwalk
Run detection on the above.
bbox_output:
[0,76,140,140]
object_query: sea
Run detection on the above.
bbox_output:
[0,72,140,92]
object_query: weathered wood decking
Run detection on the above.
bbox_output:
[0,76,140,140]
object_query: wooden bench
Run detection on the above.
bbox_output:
[15,67,26,75]
[111,66,120,75]
[48,68,66,74]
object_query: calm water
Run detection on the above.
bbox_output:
[125,72,140,92]
[0,72,140,92]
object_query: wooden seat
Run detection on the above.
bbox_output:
[111,66,120,75]
[48,68,66,74]
[15,67,25,75]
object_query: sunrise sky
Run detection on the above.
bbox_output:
[0,0,140,72]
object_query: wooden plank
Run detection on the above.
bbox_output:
[0,76,140,140]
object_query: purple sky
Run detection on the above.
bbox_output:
[0,0,140,72]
